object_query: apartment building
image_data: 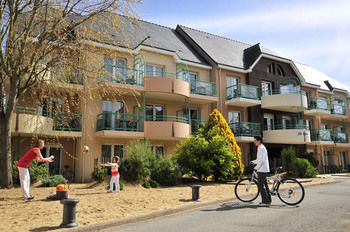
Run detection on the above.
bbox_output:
[11,15,350,182]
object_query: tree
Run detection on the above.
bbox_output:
[203,109,244,179]
[0,0,140,188]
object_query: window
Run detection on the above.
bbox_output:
[101,144,124,163]
[226,76,239,87]
[324,150,331,166]
[305,119,312,130]
[102,100,125,129]
[227,76,239,98]
[152,145,165,158]
[228,111,240,124]
[146,64,164,77]
[189,72,198,90]
[267,63,274,74]
[146,104,164,121]
[104,57,127,80]
[276,64,285,76]
[261,81,272,96]
[321,123,328,130]
[282,116,292,129]
[38,97,64,117]
[264,113,274,130]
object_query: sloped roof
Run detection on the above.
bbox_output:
[295,62,350,94]
[77,14,208,65]
[177,25,285,70]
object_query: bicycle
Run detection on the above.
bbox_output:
[234,166,305,206]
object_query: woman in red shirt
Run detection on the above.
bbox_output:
[16,139,54,200]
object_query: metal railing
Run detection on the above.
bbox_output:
[96,112,143,132]
[53,112,81,131]
[334,132,348,143]
[15,106,37,114]
[145,70,189,82]
[271,89,306,96]
[308,98,329,111]
[264,120,309,131]
[145,114,189,124]
[103,64,144,86]
[191,119,206,134]
[229,122,261,137]
[331,103,346,115]
[191,80,217,97]
[311,129,333,141]
[226,84,259,100]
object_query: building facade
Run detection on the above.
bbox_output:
[11,16,350,182]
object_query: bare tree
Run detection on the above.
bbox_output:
[0,0,140,188]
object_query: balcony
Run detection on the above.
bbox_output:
[144,71,190,99]
[304,98,331,116]
[331,103,346,115]
[102,64,144,86]
[321,103,347,121]
[229,122,261,142]
[310,129,334,145]
[334,132,349,144]
[12,106,82,137]
[144,115,190,140]
[263,123,311,144]
[261,90,308,112]
[191,119,206,135]
[225,84,261,107]
[190,80,218,104]
[95,112,144,138]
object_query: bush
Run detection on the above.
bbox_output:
[299,152,319,168]
[149,179,159,188]
[142,180,151,188]
[41,175,67,187]
[119,140,156,183]
[91,166,107,182]
[151,156,180,186]
[12,160,49,184]
[281,146,318,178]
[119,180,124,191]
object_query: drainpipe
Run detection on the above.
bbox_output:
[218,67,222,112]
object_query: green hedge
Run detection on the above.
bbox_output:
[12,160,49,184]
[41,175,67,187]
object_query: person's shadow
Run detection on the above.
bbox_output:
[29,226,61,232]
[201,202,292,212]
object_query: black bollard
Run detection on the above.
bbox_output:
[191,185,201,202]
[60,199,79,228]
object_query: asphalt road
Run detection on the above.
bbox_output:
[104,177,350,232]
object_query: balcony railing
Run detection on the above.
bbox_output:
[145,70,188,82]
[53,112,81,131]
[145,115,189,124]
[229,122,261,137]
[271,89,307,96]
[311,129,333,141]
[334,132,348,143]
[331,103,346,115]
[103,64,144,86]
[15,106,37,114]
[226,84,259,100]
[96,112,143,132]
[190,80,216,97]
[264,122,308,131]
[308,98,329,110]
[191,119,206,134]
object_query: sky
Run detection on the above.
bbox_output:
[135,0,350,86]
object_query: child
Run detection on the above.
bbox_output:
[100,156,120,193]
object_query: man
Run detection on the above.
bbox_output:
[251,136,271,206]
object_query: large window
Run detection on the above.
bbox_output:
[38,97,64,117]
[276,64,285,76]
[264,113,274,130]
[281,115,292,129]
[151,145,165,158]
[228,111,240,124]
[146,104,164,121]
[102,100,125,129]
[104,57,127,80]
[226,76,239,87]
[146,64,164,77]
[101,144,124,163]
[261,81,272,96]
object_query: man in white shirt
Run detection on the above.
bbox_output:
[251,136,271,206]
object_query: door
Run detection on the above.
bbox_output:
[264,113,274,130]
[341,151,347,171]
[190,109,199,133]
[226,76,239,98]
[146,104,164,121]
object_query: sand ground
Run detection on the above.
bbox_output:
[0,176,335,232]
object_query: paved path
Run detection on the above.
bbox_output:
[104,177,350,232]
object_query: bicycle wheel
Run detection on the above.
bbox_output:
[235,177,259,202]
[277,178,305,205]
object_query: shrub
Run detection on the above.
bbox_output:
[41,175,67,187]
[293,158,318,178]
[151,156,180,186]
[119,140,156,183]
[12,160,49,184]
[142,180,151,188]
[91,166,107,182]
[119,180,124,191]
[299,152,319,168]
[281,146,297,172]
[149,179,159,188]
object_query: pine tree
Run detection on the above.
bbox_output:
[204,109,244,179]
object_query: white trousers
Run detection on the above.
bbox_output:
[109,174,120,192]
[18,167,30,198]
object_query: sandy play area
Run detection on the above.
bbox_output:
[0,176,335,232]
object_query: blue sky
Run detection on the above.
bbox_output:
[136,0,350,86]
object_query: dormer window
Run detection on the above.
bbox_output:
[277,64,285,76]
[267,63,274,74]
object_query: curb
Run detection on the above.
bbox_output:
[66,179,339,232]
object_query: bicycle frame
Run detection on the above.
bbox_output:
[249,169,282,195]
